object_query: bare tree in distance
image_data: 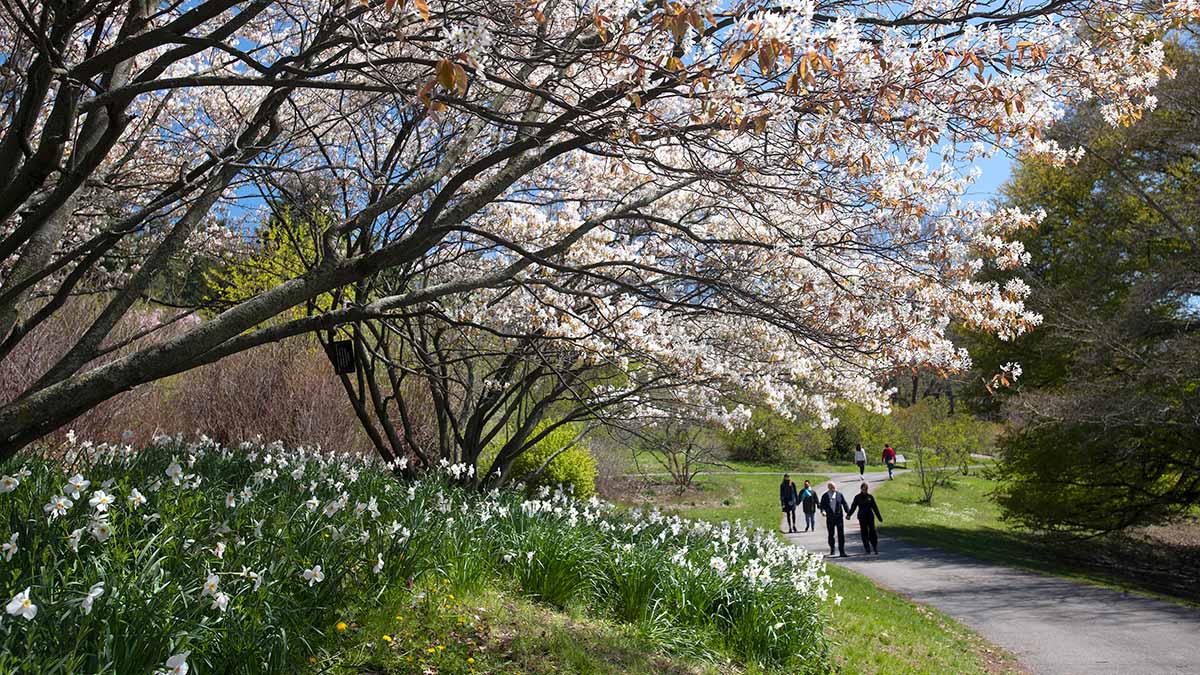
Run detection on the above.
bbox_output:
[631,419,726,495]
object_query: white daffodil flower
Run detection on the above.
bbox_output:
[200,573,220,598]
[89,520,112,543]
[44,495,73,520]
[79,582,105,615]
[302,565,324,586]
[164,652,190,675]
[64,474,90,499]
[5,587,36,620]
[89,490,115,513]
[1,532,17,561]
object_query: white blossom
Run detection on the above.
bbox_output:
[1,533,17,561]
[78,582,105,615]
[44,495,73,520]
[5,587,36,620]
[302,565,325,586]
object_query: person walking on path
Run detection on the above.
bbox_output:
[882,444,897,479]
[780,474,799,533]
[847,482,884,555]
[854,444,867,477]
[819,481,850,557]
[799,479,818,532]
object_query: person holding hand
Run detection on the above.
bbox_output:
[847,482,884,555]
[819,481,850,557]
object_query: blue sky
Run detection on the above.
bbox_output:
[964,152,1014,203]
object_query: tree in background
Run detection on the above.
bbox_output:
[893,398,992,504]
[633,419,724,495]
[204,207,339,319]
[827,403,901,463]
[974,35,1200,533]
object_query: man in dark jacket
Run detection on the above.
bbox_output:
[780,474,799,533]
[847,482,884,554]
[819,481,850,557]
[799,479,818,532]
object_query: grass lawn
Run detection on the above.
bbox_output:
[871,471,1038,568]
[642,472,1026,675]
[331,585,743,675]
[715,459,863,476]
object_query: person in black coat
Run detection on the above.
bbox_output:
[847,482,884,555]
[819,481,850,557]
[779,474,799,533]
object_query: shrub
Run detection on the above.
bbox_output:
[826,403,901,463]
[724,407,830,464]
[508,422,598,499]
[0,298,375,454]
[826,420,861,463]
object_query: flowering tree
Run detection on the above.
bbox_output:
[0,0,1191,460]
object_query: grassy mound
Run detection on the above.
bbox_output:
[0,438,831,674]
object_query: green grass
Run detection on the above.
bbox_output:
[871,470,1026,562]
[715,459,862,476]
[331,583,742,675]
[643,472,1025,675]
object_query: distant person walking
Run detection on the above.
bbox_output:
[847,482,884,555]
[799,479,818,532]
[780,474,799,533]
[854,444,867,477]
[819,481,850,557]
[882,444,897,479]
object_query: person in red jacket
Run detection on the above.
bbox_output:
[882,444,897,480]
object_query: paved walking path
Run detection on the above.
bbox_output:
[785,470,1200,675]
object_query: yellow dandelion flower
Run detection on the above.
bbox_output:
[335,621,348,632]
[467,657,476,664]
[382,634,393,642]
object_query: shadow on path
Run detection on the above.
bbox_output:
[784,471,1200,675]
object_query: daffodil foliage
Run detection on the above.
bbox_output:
[0,0,1194,457]
[0,435,833,670]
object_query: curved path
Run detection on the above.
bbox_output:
[786,470,1200,675]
